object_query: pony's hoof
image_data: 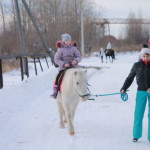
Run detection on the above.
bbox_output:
[69,132,75,136]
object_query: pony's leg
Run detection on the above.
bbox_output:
[72,103,78,121]
[63,113,67,123]
[61,107,67,123]
[109,56,111,62]
[63,103,74,135]
[112,54,115,62]
[101,56,103,63]
[71,107,76,121]
[114,54,115,60]
[57,102,65,128]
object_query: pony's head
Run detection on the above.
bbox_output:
[73,69,89,101]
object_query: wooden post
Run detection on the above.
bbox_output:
[20,57,24,80]
[80,0,84,56]
[24,57,29,78]
[0,59,3,89]
[37,57,43,72]
[45,57,49,68]
[33,58,37,75]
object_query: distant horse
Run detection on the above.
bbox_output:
[56,68,89,136]
[105,49,115,63]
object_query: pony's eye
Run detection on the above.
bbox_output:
[76,82,79,85]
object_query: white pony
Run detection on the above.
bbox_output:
[56,68,89,136]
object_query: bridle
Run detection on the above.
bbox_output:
[74,86,91,99]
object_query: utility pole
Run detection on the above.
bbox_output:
[107,23,111,42]
[14,0,28,79]
[0,1,6,32]
[80,0,84,56]
[14,0,26,55]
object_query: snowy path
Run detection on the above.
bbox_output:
[0,52,149,150]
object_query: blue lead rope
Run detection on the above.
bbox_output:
[88,90,129,101]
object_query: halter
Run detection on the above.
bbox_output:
[74,87,91,99]
[73,70,91,99]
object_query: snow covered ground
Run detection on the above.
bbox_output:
[0,52,149,150]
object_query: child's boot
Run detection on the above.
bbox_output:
[50,85,58,99]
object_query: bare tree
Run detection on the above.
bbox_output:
[125,11,146,45]
[0,0,6,32]
[0,0,104,55]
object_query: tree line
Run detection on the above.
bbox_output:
[0,0,150,56]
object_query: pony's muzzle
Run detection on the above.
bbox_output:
[81,94,90,101]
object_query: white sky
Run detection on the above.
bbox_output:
[94,0,150,18]
[93,0,150,38]
[4,0,150,18]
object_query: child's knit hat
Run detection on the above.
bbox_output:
[61,33,72,42]
[140,48,150,56]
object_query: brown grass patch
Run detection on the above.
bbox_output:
[2,60,20,73]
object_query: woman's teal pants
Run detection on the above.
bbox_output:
[133,90,150,140]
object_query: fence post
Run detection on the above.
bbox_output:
[33,58,37,75]
[37,57,43,72]
[24,57,29,78]
[20,57,24,80]
[0,59,3,89]
[45,56,49,68]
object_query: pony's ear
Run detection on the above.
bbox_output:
[74,71,77,75]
